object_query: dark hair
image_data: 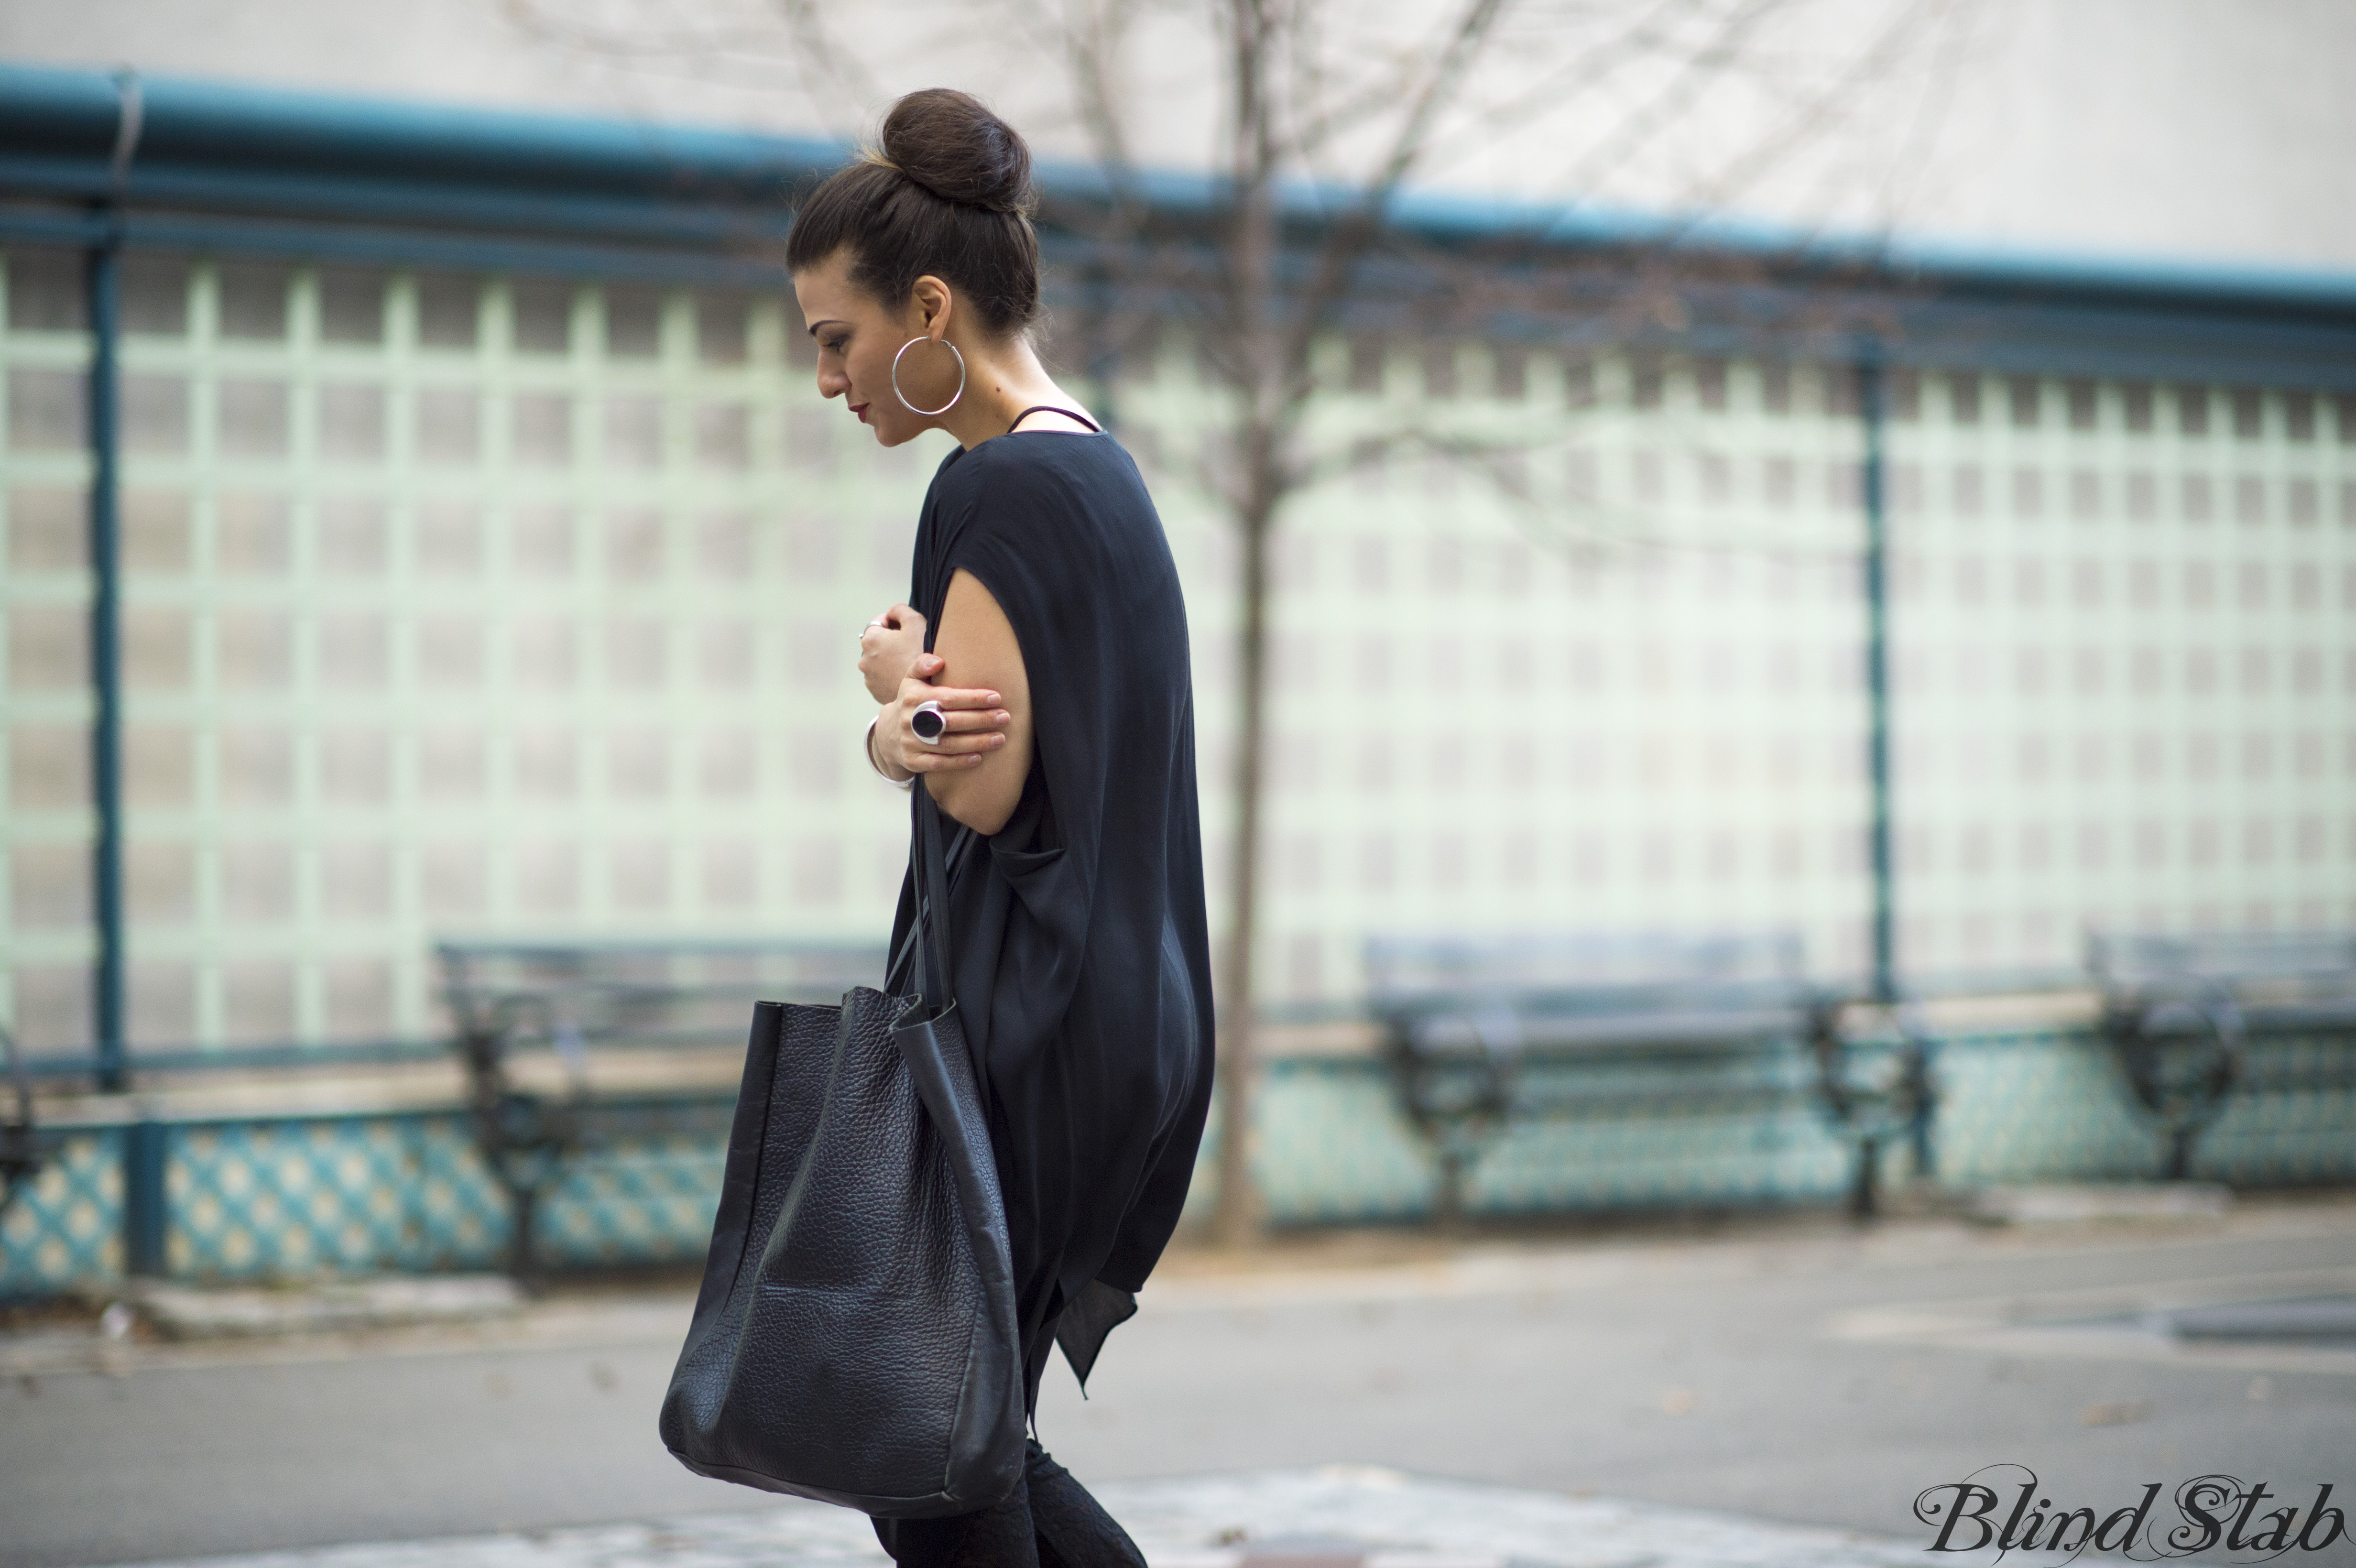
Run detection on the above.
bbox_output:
[786,89,1041,339]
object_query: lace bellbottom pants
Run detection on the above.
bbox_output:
[870,1440,1147,1568]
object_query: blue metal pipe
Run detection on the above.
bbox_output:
[0,207,796,289]
[7,62,2356,327]
[0,154,795,250]
[1857,348,1896,1008]
[86,236,126,1095]
[0,65,836,207]
[121,1120,169,1275]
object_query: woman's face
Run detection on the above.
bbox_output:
[792,250,960,447]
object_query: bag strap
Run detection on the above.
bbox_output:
[905,786,955,1013]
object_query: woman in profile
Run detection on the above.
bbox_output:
[788,89,1215,1567]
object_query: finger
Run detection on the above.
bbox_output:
[935,708,1012,732]
[895,713,1006,753]
[918,730,1008,756]
[916,686,1003,709]
[905,749,989,772]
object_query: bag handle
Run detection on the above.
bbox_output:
[894,785,955,1013]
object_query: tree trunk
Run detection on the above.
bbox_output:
[1207,0,1279,1248]
[1211,489,1275,1247]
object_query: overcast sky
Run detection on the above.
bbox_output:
[5,0,2352,274]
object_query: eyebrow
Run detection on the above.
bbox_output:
[806,320,846,337]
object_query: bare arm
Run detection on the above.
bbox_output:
[866,568,1032,837]
[924,570,1032,835]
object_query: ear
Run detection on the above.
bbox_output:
[910,274,955,340]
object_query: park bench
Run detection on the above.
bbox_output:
[1364,933,1934,1224]
[2089,930,2356,1180]
[1,1026,67,1217]
[436,940,885,1274]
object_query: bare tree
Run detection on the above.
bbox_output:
[503,0,1977,1245]
[1026,0,1970,1245]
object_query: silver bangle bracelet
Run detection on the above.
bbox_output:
[864,715,914,790]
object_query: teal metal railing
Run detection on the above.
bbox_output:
[8,1022,2356,1296]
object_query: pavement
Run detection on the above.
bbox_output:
[6,1190,2355,1568]
[89,1467,1945,1568]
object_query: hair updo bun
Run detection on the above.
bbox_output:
[876,89,1036,217]
[787,88,1042,338]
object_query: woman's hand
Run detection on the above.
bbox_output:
[857,604,928,703]
[869,652,1012,781]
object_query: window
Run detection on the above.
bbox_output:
[512,393,573,465]
[1822,365,1858,416]
[2065,380,2097,430]
[123,375,189,455]
[2122,382,2154,432]
[1694,358,1728,411]
[122,255,189,335]
[605,288,662,357]
[318,384,387,462]
[697,295,750,364]
[219,378,290,457]
[317,270,386,343]
[1421,341,1458,399]
[2285,391,2315,442]
[1629,355,1664,409]
[2007,375,2040,428]
[1887,368,1919,421]
[416,275,480,348]
[6,250,84,331]
[604,395,663,468]
[1491,344,1527,401]
[1947,373,1981,425]
[2176,383,2210,436]
[1564,358,1598,408]
[512,282,572,353]
[2181,473,2213,524]
[2231,388,2264,439]
[416,388,480,465]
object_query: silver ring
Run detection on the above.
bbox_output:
[911,700,947,746]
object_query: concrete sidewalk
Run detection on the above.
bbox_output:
[12,1196,2343,1568]
[109,1466,1951,1568]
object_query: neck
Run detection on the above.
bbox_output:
[935,335,1080,449]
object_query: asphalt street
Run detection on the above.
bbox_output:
[3,1197,2352,1568]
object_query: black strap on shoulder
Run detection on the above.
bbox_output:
[1007,404,1102,434]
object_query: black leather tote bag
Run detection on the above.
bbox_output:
[658,790,1025,1516]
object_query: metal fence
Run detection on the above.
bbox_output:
[6,66,2356,1295]
[8,1021,2356,1293]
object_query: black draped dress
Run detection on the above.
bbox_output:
[886,427,1215,1416]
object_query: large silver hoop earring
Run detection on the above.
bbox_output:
[891,336,966,417]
